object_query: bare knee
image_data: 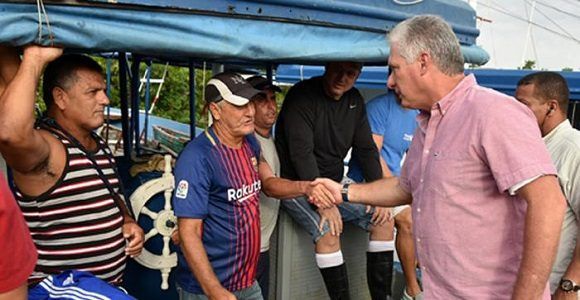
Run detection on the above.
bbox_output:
[369,219,394,241]
[316,232,341,253]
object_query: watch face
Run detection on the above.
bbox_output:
[562,280,574,291]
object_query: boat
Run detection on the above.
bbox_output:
[152,125,191,157]
[0,1,488,299]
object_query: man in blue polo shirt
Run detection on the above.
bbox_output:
[348,91,422,299]
[172,72,334,300]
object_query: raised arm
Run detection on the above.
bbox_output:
[0,45,62,173]
[512,175,566,299]
[0,46,20,97]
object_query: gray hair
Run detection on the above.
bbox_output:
[388,15,464,75]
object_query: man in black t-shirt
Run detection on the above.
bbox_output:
[276,62,393,300]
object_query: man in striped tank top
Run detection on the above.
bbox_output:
[0,45,144,288]
[172,72,335,300]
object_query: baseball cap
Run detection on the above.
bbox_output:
[205,72,262,106]
[246,76,282,93]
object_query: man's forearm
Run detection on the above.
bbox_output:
[0,46,20,97]
[262,177,309,199]
[0,56,43,137]
[513,176,566,299]
[561,234,580,283]
[115,195,135,222]
[348,177,411,207]
[181,230,224,295]
[513,204,564,298]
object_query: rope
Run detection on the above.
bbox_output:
[35,0,54,45]
[201,61,207,103]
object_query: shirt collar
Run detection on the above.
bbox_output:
[543,119,572,143]
[416,74,476,133]
[432,74,476,116]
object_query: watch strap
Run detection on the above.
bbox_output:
[341,183,350,202]
[560,278,580,292]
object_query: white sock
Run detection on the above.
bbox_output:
[316,250,344,268]
[368,240,395,253]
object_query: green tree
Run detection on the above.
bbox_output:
[467,63,481,69]
[519,60,536,70]
[94,57,212,129]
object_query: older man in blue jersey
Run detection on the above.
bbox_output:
[172,72,334,300]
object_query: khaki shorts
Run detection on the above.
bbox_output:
[392,205,410,217]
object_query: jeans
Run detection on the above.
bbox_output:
[177,281,263,300]
[280,196,374,243]
[256,251,270,300]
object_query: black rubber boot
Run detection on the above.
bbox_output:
[319,263,351,300]
[366,251,394,300]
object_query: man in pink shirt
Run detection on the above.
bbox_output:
[315,15,566,299]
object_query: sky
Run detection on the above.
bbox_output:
[473,0,580,70]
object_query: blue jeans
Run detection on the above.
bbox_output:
[177,282,263,300]
[280,196,374,243]
[256,251,270,300]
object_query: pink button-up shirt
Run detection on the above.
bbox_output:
[400,74,556,299]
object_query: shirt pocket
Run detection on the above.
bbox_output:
[426,149,471,197]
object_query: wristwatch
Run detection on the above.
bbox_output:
[341,184,350,202]
[559,279,580,292]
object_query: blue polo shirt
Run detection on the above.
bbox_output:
[348,92,418,180]
[172,127,261,293]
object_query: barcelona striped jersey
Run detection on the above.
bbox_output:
[172,127,261,294]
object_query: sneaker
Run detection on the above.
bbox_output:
[402,288,424,300]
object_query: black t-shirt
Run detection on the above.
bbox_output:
[275,76,382,182]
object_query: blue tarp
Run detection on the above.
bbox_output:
[0,1,489,64]
[84,0,480,44]
[276,65,580,101]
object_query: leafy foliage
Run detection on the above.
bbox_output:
[93,57,213,129]
[519,60,536,70]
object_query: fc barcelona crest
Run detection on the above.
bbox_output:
[251,156,258,172]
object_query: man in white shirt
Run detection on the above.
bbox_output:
[247,76,282,300]
[516,71,580,300]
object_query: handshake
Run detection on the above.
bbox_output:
[305,178,345,208]
[305,178,394,234]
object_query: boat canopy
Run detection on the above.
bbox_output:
[0,0,489,64]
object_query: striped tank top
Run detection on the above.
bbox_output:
[15,121,127,285]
